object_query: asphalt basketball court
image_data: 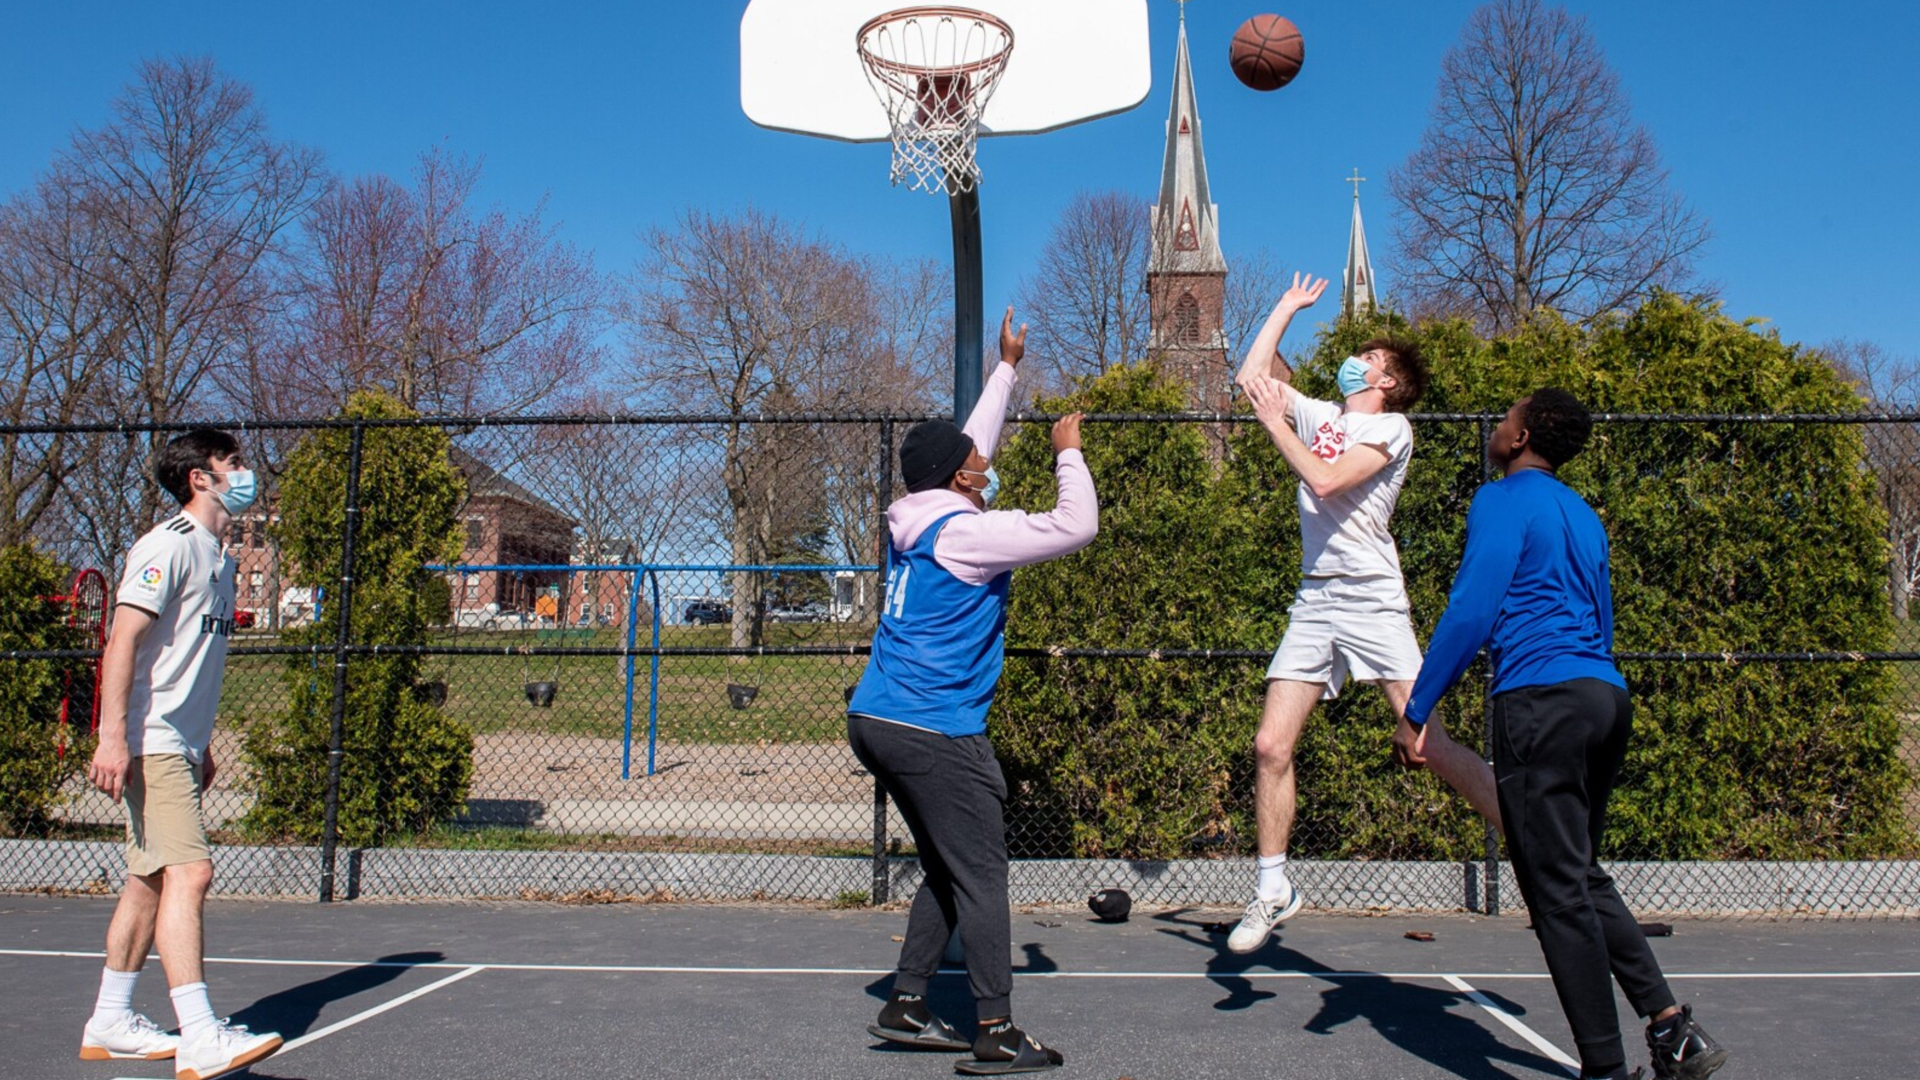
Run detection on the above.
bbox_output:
[5,895,1914,1079]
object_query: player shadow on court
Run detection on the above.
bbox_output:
[1153,916,1564,1080]
[229,950,446,1043]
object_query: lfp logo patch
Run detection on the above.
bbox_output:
[136,566,163,592]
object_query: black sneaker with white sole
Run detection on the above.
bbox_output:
[1645,1004,1728,1079]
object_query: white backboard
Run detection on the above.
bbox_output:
[741,0,1153,143]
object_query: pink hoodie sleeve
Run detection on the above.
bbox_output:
[934,449,1099,585]
[962,361,1018,460]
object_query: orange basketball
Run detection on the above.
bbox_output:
[1229,14,1304,92]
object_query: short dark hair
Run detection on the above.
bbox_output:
[154,428,240,505]
[1521,388,1593,468]
[1362,336,1429,413]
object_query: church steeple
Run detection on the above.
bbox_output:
[1150,11,1228,279]
[1148,6,1230,413]
[1342,169,1378,319]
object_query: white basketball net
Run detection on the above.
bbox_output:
[857,7,1015,196]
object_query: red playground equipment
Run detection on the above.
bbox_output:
[60,568,109,744]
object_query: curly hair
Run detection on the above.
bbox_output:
[1361,336,1429,413]
[1521,388,1593,468]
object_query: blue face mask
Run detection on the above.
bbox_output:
[961,466,1000,506]
[1336,356,1375,397]
[213,469,257,513]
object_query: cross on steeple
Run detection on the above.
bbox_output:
[1342,169,1378,319]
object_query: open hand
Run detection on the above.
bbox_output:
[1392,716,1429,769]
[1278,272,1328,312]
[999,306,1028,368]
[1052,412,1084,454]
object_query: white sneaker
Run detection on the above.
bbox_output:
[79,1012,180,1060]
[174,1019,283,1080]
[1225,885,1304,954]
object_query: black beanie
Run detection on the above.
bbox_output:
[900,420,975,493]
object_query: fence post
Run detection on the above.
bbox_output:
[870,418,894,906]
[318,423,365,903]
[1477,417,1500,916]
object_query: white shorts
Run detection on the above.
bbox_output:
[1266,576,1422,699]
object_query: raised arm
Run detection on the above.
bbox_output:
[936,414,1099,584]
[962,307,1026,460]
[1234,272,1328,389]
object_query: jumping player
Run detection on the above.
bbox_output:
[847,308,1097,1075]
[1404,390,1727,1080]
[82,429,282,1080]
[1227,273,1501,953]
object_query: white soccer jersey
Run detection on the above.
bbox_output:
[1289,392,1414,581]
[115,512,237,761]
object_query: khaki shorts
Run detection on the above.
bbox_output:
[125,754,211,876]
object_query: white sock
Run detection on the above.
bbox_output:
[170,982,217,1044]
[1256,853,1291,901]
[91,967,140,1027]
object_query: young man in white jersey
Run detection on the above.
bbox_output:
[1225,274,1502,953]
[81,429,282,1079]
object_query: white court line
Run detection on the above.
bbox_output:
[280,965,486,1052]
[109,964,486,1080]
[1443,974,1581,1077]
[8,948,1916,981]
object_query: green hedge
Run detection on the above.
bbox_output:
[241,391,475,845]
[991,293,1914,860]
[0,544,89,835]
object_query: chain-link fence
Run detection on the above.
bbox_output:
[2,412,1917,915]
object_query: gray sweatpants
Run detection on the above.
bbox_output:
[848,714,1012,1020]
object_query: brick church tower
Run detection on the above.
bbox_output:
[1147,8,1231,413]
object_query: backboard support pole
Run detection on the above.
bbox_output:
[949,186,984,422]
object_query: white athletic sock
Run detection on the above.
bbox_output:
[91,966,140,1027]
[170,982,216,1044]
[1256,853,1291,901]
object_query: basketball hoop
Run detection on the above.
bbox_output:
[857,7,1015,195]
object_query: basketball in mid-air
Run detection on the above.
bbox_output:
[1229,14,1304,91]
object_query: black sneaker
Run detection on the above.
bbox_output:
[1645,1005,1728,1079]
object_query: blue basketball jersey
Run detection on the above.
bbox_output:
[847,511,1012,737]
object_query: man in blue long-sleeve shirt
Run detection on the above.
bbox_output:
[1404,390,1727,1080]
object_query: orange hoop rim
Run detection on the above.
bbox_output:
[856,6,1016,96]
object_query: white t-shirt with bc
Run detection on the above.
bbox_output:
[1289,392,1415,581]
[115,512,238,762]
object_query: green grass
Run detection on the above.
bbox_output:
[217,624,875,743]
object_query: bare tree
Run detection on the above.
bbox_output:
[1219,247,1289,367]
[1012,190,1152,394]
[626,208,876,649]
[1824,337,1920,618]
[0,172,121,548]
[1388,0,1707,334]
[251,149,606,419]
[53,57,323,565]
[806,254,946,618]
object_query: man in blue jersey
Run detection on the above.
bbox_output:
[1405,390,1726,1080]
[847,309,1098,1076]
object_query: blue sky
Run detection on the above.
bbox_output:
[3,1,1916,400]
